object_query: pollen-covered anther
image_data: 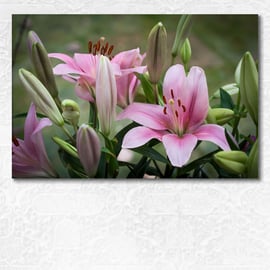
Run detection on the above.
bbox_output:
[12,135,19,147]
[88,38,114,57]
[162,95,167,104]
[170,89,174,99]
[182,105,186,112]
[175,110,179,118]
[177,99,181,107]
[163,107,167,115]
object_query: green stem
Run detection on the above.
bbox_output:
[61,125,75,144]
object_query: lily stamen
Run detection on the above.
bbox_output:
[12,135,19,146]
[88,38,114,58]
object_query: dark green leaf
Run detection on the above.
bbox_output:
[115,122,139,155]
[132,144,170,165]
[135,72,155,104]
[220,88,234,109]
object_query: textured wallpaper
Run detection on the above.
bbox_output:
[1,0,270,269]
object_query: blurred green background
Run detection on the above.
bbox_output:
[12,15,258,177]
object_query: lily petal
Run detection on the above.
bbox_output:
[49,53,76,67]
[122,126,166,148]
[193,124,230,150]
[117,102,168,130]
[163,64,187,102]
[162,133,198,167]
[186,66,209,131]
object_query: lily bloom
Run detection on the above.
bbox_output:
[12,103,58,178]
[111,48,146,108]
[117,64,230,167]
[49,41,145,107]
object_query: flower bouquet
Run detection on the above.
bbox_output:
[12,15,258,178]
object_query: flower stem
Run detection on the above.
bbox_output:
[61,125,75,144]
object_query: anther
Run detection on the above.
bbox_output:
[163,107,167,115]
[182,105,186,112]
[108,45,114,55]
[177,99,181,107]
[162,95,167,104]
[175,110,179,118]
[12,135,19,147]
[88,41,92,53]
[96,40,101,51]
[170,89,174,99]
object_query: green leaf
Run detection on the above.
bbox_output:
[132,144,170,165]
[135,72,155,104]
[220,88,234,109]
[115,122,139,156]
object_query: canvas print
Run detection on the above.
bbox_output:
[12,15,258,178]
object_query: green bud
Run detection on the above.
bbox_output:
[171,15,192,58]
[214,150,248,175]
[146,22,167,84]
[19,68,64,126]
[52,136,79,159]
[212,83,239,99]
[234,57,242,85]
[207,108,234,125]
[28,31,59,99]
[180,38,192,65]
[61,99,80,127]
[247,139,258,178]
[240,51,258,126]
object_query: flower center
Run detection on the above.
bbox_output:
[88,37,114,60]
[162,89,186,136]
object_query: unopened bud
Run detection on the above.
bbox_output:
[240,51,258,126]
[28,31,59,99]
[96,55,117,136]
[146,22,167,84]
[212,83,239,99]
[61,99,80,127]
[247,139,258,178]
[19,68,64,126]
[171,15,192,58]
[76,124,101,177]
[207,108,234,125]
[180,38,192,65]
[214,150,248,175]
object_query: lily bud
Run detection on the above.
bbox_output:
[96,55,117,136]
[214,150,248,175]
[180,38,192,66]
[240,51,258,126]
[171,15,192,58]
[76,124,101,177]
[61,99,80,127]
[247,139,258,178]
[207,108,234,125]
[28,31,59,99]
[146,22,167,84]
[212,83,239,99]
[19,68,64,126]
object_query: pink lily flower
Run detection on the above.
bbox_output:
[49,42,145,107]
[111,48,146,108]
[117,64,230,167]
[12,103,58,178]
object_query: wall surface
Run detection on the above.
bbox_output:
[1,1,270,269]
